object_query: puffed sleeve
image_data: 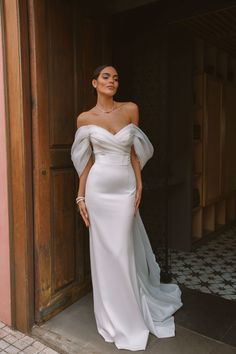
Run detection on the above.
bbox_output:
[71,125,92,177]
[132,124,154,169]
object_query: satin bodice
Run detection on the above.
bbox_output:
[90,122,132,149]
[89,123,134,166]
[71,123,154,177]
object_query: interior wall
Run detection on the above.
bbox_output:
[102,0,159,14]
[112,9,195,254]
[112,12,170,255]
[167,24,193,251]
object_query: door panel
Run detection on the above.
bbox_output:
[203,76,222,205]
[47,0,75,146]
[222,83,236,195]
[29,0,111,323]
[51,170,75,292]
[78,17,112,111]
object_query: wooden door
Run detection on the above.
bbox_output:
[29,0,111,323]
[203,75,222,205]
[222,83,236,195]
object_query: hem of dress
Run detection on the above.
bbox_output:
[98,329,149,351]
[115,343,147,351]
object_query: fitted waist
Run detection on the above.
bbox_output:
[94,152,131,165]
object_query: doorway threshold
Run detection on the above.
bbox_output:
[30,290,236,354]
[31,293,95,354]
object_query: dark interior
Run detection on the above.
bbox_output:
[78,0,236,259]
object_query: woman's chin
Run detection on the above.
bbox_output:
[105,91,116,97]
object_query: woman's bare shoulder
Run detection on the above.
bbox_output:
[76,109,95,129]
[121,101,139,124]
[116,101,139,109]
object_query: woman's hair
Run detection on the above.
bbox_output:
[92,64,117,96]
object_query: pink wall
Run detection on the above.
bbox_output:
[0,15,12,325]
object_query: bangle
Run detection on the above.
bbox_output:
[76,200,85,205]
[76,199,85,205]
[76,196,85,204]
[76,196,85,201]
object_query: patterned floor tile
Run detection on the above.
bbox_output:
[170,225,236,301]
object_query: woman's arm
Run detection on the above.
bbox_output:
[77,156,93,197]
[128,102,142,215]
[131,146,142,215]
[76,113,93,227]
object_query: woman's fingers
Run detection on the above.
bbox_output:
[81,213,90,227]
[134,191,141,215]
[78,202,90,227]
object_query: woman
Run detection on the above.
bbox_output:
[71,64,183,351]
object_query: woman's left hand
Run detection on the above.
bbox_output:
[134,186,142,215]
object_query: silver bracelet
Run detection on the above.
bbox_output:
[76,196,85,204]
[76,197,85,201]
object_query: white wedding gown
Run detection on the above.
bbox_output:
[71,123,183,351]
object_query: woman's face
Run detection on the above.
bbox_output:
[93,66,119,97]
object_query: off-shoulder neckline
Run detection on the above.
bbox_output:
[76,122,136,136]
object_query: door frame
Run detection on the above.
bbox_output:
[2,0,34,332]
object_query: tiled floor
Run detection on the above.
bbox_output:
[0,321,59,354]
[171,225,236,301]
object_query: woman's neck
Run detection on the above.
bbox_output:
[96,95,114,109]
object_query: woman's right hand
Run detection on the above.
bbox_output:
[78,201,90,228]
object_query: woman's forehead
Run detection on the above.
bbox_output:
[100,67,118,76]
